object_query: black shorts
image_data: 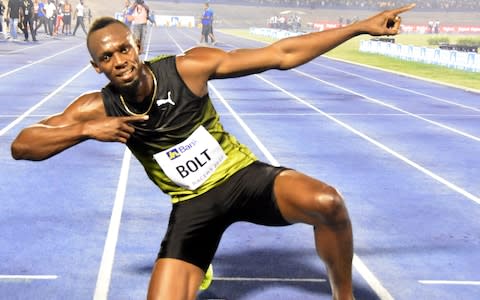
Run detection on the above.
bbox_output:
[157,161,291,272]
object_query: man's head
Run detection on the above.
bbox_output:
[87,17,143,95]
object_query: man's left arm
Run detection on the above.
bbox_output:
[178,4,415,96]
[221,4,415,74]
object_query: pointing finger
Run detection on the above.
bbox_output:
[390,3,416,16]
[122,115,149,123]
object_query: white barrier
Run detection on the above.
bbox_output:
[359,40,479,72]
[249,27,303,40]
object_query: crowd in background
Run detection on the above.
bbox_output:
[1,0,92,42]
[251,0,480,10]
[182,0,480,11]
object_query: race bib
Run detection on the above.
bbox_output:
[153,126,226,190]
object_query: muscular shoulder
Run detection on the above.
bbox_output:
[176,47,226,96]
[70,91,106,121]
[41,91,105,126]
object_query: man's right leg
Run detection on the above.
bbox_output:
[147,258,205,300]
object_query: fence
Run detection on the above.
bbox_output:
[359,40,480,72]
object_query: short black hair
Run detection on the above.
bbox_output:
[87,17,132,56]
[88,17,129,37]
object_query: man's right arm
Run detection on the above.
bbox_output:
[11,92,148,161]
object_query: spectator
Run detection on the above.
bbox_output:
[0,0,5,35]
[122,0,134,27]
[44,0,56,36]
[199,2,214,44]
[34,0,47,35]
[62,0,71,35]
[130,0,149,52]
[72,0,87,36]
[7,0,22,40]
[53,1,63,35]
[21,0,36,41]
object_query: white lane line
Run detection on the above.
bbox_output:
[254,74,480,205]
[0,44,84,79]
[324,55,480,95]
[312,61,480,112]
[0,275,58,281]
[419,280,480,286]
[219,113,480,117]
[93,149,132,300]
[93,26,155,300]
[213,276,327,283]
[0,64,91,137]
[353,256,394,300]
[209,84,395,300]
[293,69,480,143]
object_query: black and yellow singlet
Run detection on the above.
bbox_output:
[101,55,257,203]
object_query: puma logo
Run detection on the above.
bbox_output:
[156,91,175,106]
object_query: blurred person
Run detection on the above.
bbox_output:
[7,0,22,40]
[122,0,134,28]
[206,2,215,44]
[44,0,55,36]
[147,8,155,26]
[199,2,213,44]
[20,0,36,41]
[62,0,71,34]
[11,4,415,300]
[130,0,148,52]
[34,0,47,34]
[72,0,86,36]
[32,0,37,24]
[53,1,63,35]
[0,0,5,35]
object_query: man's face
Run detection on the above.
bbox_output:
[88,23,142,95]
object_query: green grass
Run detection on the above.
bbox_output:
[220,29,480,91]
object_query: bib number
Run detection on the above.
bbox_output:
[153,126,226,190]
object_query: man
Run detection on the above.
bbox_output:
[122,0,134,27]
[62,0,72,35]
[72,0,86,36]
[34,0,47,35]
[21,0,36,41]
[199,2,213,44]
[11,4,415,300]
[44,0,55,36]
[130,0,149,52]
[205,2,215,44]
[0,0,5,35]
[7,0,22,40]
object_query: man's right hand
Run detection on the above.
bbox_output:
[84,115,149,144]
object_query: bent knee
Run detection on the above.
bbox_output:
[312,187,349,226]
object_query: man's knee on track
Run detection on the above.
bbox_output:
[312,186,350,227]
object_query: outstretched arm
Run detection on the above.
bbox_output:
[178,4,415,95]
[264,3,415,70]
[11,92,148,161]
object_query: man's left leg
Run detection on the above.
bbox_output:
[273,170,354,300]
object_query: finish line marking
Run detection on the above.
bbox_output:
[0,275,58,281]
[213,276,327,283]
[419,280,480,285]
